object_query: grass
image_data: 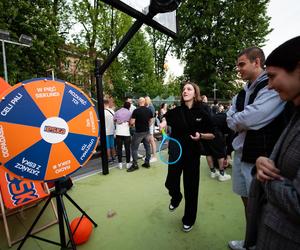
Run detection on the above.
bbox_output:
[0,156,245,250]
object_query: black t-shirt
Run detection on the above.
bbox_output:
[132,106,153,132]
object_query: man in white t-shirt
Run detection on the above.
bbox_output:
[104,99,116,162]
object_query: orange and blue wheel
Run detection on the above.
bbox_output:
[0,78,99,181]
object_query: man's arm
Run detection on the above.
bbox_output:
[130,118,135,126]
[149,117,154,126]
[227,88,285,132]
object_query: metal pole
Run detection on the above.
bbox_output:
[94,14,154,174]
[95,59,109,175]
[2,41,8,82]
[1,37,31,83]
[213,83,217,100]
[98,14,154,75]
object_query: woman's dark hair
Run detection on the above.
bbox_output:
[123,101,131,109]
[180,81,202,105]
[160,103,166,109]
[265,36,300,72]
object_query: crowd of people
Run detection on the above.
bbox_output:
[100,36,300,249]
[104,93,233,177]
[103,95,178,172]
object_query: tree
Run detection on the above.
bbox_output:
[145,27,172,82]
[122,30,161,98]
[172,0,272,99]
[72,0,132,97]
[0,0,71,84]
[162,74,182,98]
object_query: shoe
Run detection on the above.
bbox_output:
[169,204,176,212]
[126,165,139,172]
[150,157,157,163]
[118,163,123,169]
[210,170,220,178]
[218,172,231,181]
[126,163,131,169]
[142,162,150,168]
[228,240,245,250]
[182,224,193,232]
[137,153,144,159]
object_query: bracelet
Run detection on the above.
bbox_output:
[200,133,202,139]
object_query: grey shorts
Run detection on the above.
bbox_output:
[232,150,254,197]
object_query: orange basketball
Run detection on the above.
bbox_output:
[70,216,93,245]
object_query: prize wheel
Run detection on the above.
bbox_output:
[0,78,99,181]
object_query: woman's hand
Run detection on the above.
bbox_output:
[190,132,201,141]
[256,156,283,182]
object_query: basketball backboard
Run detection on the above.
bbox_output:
[101,0,178,37]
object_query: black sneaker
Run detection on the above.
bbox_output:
[182,224,193,232]
[127,165,139,172]
[141,162,150,168]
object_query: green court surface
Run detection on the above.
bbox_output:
[1,156,245,250]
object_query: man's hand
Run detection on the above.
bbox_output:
[256,156,283,182]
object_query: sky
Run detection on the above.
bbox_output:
[167,0,300,77]
[263,0,300,57]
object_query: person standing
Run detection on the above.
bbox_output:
[244,36,300,250]
[201,95,231,181]
[104,99,116,162]
[125,96,136,113]
[114,101,132,169]
[159,81,215,232]
[159,103,168,121]
[227,47,286,249]
[127,97,153,172]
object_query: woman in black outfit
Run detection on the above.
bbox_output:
[159,81,215,232]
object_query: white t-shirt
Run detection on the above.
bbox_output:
[104,108,115,135]
[115,122,130,136]
[129,104,136,113]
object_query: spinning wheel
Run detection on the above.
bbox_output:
[0,78,99,181]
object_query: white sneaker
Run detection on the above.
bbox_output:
[228,240,245,250]
[218,172,231,181]
[169,204,176,212]
[210,170,220,178]
[150,157,157,163]
[126,163,131,169]
[182,224,193,232]
[118,163,123,169]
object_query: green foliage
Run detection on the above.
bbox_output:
[0,0,70,84]
[145,27,171,81]
[71,1,133,98]
[173,0,272,99]
[0,0,272,103]
[162,75,182,99]
[122,30,161,98]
